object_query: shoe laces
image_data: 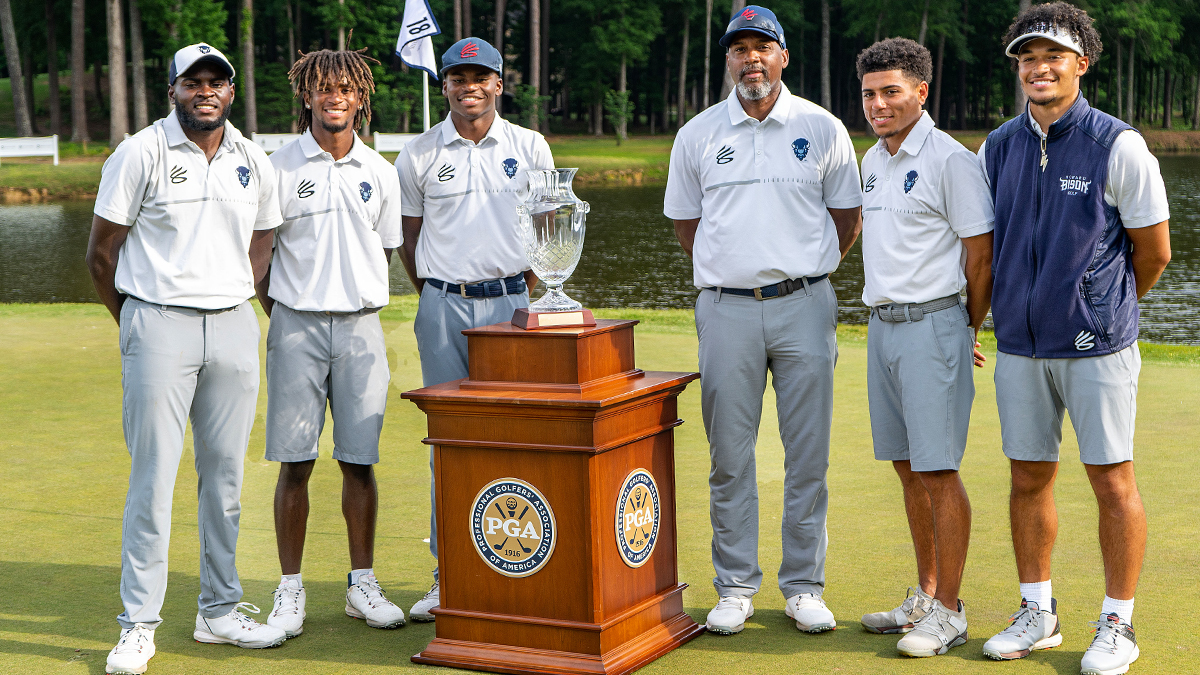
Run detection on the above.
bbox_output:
[353,576,390,609]
[714,596,747,612]
[900,587,932,616]
[272,584,303,616]
[1087,614,1124,654]
[113,624,153,654]
[795,593,826,609]
[911,604,954,642]
[421,580,439,602]
[1000,604,1041,637]
[230,602,265,629]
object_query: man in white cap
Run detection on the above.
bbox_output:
[977,4,1171,673]
[87,42,288,675]
[664,6,862,637]
[396,36,554,622]
[259,47,407,638]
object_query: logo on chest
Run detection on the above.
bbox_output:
[236,166,251,188]
[716,145,735,165]
[170,165,187,184]
[904,170,919,194]
[438,163,455,182]
[297,180,315,198]
[864,173,876,193]
[1059,175,1091,196]
[791,138,810,162]
[502,158,519,179]
[359,181,373,202]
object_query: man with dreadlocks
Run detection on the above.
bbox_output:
[395,36,554,622]
[977,4,1170,673]
[255,48,405,637]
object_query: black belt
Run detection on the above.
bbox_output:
[705,274,829,301]
[426,273,526,298]
[873,294,961,322]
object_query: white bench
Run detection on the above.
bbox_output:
[0,135,59,166]
[251,133,302,154]
[373,132,419,153]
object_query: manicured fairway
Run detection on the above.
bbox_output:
[1,298,1198,674]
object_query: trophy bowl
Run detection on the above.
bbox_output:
[512,168,595,329]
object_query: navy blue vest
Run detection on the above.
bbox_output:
[985,96,1138,358]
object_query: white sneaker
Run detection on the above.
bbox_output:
[346,573,406,628]
[267,578,306,638]
[982,598,1062,660]
[1080,613,1139,675]
[194,603,288,648]
[862,587,934,634]
[106,624,155,674]
[706,596,754,635]
[897,599,969,657]
[409,580,439,622]
[785,593,836,633]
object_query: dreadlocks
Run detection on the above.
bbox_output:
[1003,2,1103,67]
[288,48,380,133]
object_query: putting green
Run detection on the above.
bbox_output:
[1,298,1197,674]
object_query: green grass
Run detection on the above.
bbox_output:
[1,299,1199,674]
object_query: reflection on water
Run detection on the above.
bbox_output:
[2,155,1197,343]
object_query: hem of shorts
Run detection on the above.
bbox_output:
[1002,448,1061,463]
[1078,453,1135,466]
[331,452,380,465]
[265,451,320,463]
[908,460,964,472]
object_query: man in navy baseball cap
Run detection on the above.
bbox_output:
[719,5,786,49]
[440,37,503,77]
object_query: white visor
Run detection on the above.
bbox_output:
[1006,25,1084,58]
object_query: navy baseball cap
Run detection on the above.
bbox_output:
[719,5,786,50]
[168,43,235,85]
[441,38,503,76]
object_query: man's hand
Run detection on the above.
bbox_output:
[85,215,131,324]
[1127,221,1171,299]
[961,231,994,368]
[672,218,700,259]
[828,207,862,260]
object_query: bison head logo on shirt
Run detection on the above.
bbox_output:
[904,170,919,194]
[359,181,373,202]
[791,138,810,162]
[502,158,519,179]
[236,166,251,188]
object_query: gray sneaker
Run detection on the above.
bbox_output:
[1080,613,1139,675]
[982,598,1062,660]
[897,599,968,657]
[409,580,439,622]
[862,587,934,634]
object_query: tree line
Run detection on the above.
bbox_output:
[1,0,1199,144]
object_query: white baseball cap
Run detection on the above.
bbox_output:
[1005,23,1085,58]
[168,43,236,84]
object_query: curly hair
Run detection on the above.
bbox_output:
[1002,1,1102,64]
[288,48,380,133]
[855,38,933,84]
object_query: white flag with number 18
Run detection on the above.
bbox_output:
[396,0,441,79]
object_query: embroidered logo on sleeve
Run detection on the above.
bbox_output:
[716,146,735,165]
[359,181,373,202]
[297,180,315,198]
[502,158,519,179]
[864,173,876,192]
[791,138,810,162]
[904,170,919,193]
[170,166,187,184]
[236,166,251,188]
[438,163,455,182]
[1059,175,1092,196]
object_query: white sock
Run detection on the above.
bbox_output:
[281,573,302,587]
[1019,580,1053,612]
[1101,595,1135,624]
[349,568,374,587]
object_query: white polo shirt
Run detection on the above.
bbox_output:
[397,114,554,284]
[860,112,994,307]
[94,110,281,309]
[268,131,402,312]
[663,83,863,289]
[977,115,1170,228]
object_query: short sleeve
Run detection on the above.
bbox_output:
[820,121,863,209]
[94,140,153,226]
[375,162,404,248]
[252,150,282,231]
[941,149,994,239]
[976,137,991,186]
[1107,130,1170,229]
[532,135,555,170]
[397,148,425,218]
[663,132,702,220]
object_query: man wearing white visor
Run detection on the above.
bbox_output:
[977,4,1171,674]
[87,43,287,675]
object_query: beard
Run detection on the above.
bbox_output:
[176,101,230,132]
[316,115,352,135]
[735,66,774,101]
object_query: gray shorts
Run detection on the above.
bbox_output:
[868,302,975,472]
[994,344,1140,465]
[265,303,390,465]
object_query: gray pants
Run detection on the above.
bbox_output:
[695,281,838,599]
[117,297,260,629]
[265,303,389,465]
[413,281,529,560]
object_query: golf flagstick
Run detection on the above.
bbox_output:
[395,0,440,132]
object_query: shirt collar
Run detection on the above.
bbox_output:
[441,112,505,146]
[164,109,238,155]
[299,129,367,164]
[726,82,793,126]
[896,111,935,156]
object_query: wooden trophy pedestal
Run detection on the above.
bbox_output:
[402,320,703,675]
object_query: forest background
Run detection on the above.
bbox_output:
[0,0,1199,147]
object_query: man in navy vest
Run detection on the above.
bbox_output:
[977,4,1171,674]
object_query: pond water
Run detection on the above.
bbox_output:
[1,154,1197,343]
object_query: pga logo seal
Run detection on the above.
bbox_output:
[615,469,660,568]
[470,478,557,578]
